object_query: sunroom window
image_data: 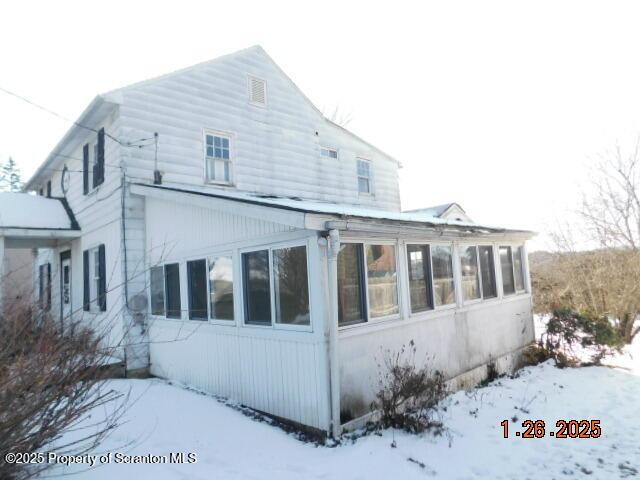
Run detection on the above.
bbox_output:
[499,246,516,296]
[209,256,234,321]
[406,244,434,313]
[460,246,481,301]
[478,246,497,298]
[205,132,232,184]
[337,243,366,326]
[164,263,182,318]
[242,245,311,327]
[366,244,398,318]
[187,259,208,320]
[432,245,456,306]
[513,246,525,291]
[150,266,165,315]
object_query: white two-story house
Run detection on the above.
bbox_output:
[0,46,534,437]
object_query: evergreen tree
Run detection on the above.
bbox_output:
[0,157,23,192]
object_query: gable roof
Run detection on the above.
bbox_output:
[105,45,401,165]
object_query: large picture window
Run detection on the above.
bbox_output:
[432,245,455,306]
[164,263,182,319]
[478,246,497,299]
[150,266,165,315]
[242,250,272,325]
[273,246,310,325]
[187,259,208,320]
[337,243,366,326]
[499,246,516,296]
[459,246,481,301]
[406,244,433,313]
[242,245,311,327]
[209,256,234,321]
[366,244,398,318]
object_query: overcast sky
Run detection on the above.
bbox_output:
[2,1,640,250]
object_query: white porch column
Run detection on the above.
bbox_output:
[327,229,341,438]
[0,235,5,315]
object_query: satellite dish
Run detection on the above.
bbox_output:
[129,293,148,313]
[61,165,71,196]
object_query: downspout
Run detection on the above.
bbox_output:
[326,228,341,438]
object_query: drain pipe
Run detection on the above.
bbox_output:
[327,228,341,438]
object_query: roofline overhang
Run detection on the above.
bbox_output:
[130,182,536,240]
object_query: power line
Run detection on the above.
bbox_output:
[0,85,155,148]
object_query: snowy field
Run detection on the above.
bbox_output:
[47,340,640,479]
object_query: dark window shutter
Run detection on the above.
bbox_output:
[46,181,51,198]
[83,144,89,194]
[98,244,106,311]
[83,250,90,311]
[95,128,105,187]
[38,264,44,308]
[46,263,51,311]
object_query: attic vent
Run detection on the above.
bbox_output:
[248,76,266,106]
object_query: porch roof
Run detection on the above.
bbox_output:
[0,193,80,247]
[131,182,535,238]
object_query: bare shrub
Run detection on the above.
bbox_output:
[372,341,447,434]
[0,299,127,480]
[531,249,640,343]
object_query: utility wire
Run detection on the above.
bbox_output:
[0,85,155,148]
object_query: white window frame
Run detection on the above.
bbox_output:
[203,129,234,186]
[240,239,313,332]
[320,146,339,159]
[356,158,373,196]
[497,244,528,296]
[338,239,402,330]
[428,242,458,311]
[247,75,267,107]
[207,252,236,325]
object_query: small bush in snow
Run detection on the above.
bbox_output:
[372,341,447,434]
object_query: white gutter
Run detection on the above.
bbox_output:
[326,229,341,438]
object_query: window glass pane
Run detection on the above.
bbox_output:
[337,243,366,326]
[460,246,480,301]
[500,246,515,295]
[164,263,182,318]
[478,246,497,299]
[214,136,221,147]
[274,246,310,325]
[222,137,229,148]
[513,246,525,291]
[432,245,455,306]
[150,266,165,315]
[358,177,370,193]
[206,146,214,157]
[243,250,272,325]
[357,159,369,176]
[187,259,208,320]
[209,256,234,320]
[366,244,399,318]
[406,244,433,313]
[206,135,213,146]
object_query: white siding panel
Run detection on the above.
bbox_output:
[119,47,401,211]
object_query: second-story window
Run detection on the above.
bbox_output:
[205,131,232,184]
[321,147,338,159]
[357,158,372,194]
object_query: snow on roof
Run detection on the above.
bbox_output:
[0,193,77,230]
[134,182,532,234]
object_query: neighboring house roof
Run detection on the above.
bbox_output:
[131,182,533,236]
[405,203,471,222]
[0,193,78,230]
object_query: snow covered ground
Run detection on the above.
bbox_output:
[47,338,640,479]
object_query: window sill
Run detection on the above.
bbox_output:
[205,180,234,187]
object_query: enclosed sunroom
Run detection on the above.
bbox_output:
[132,182,534,437]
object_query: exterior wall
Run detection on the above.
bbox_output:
[118,47,401,211]
[2,248,33,304]
[334,233,535,422]
[338,295,534,420]
[143,197,331,431]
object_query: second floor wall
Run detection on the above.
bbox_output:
[116,46,402,211]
